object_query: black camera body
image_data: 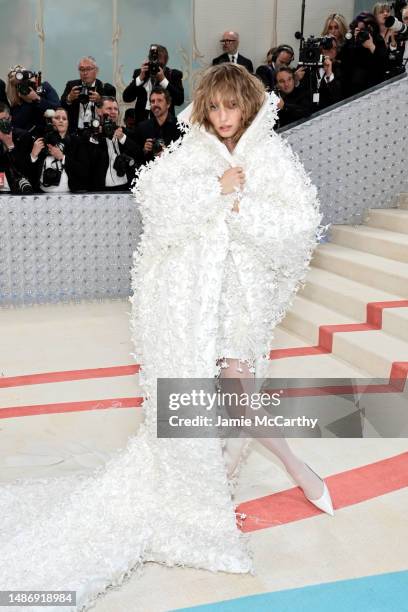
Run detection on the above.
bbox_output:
[345,22,372,46]
[298,36,332,67]
[101,116,117,139]
[78,83,96,105]
[15,69,43,96]
[148,45,161,77]
[152,138,165,156]
[113,153,135,177]
[0,118,12,135]
[42,165,62,187]
[43,124,60,147]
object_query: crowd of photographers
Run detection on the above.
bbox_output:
[0,2,407,195]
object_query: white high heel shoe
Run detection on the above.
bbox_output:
[303,463,335,516]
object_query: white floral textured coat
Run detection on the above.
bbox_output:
[0,95,322,612]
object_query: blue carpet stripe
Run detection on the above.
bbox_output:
[170,569,408,612]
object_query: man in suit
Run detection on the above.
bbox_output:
[87,97,139,191]
[212,31,254,72]
[122,44,184,124]
[133,87,181,166]
[61,56,116,135]
[275,67,313,128]
[256,45,295,91]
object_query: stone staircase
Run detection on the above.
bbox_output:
[270,194,408,379]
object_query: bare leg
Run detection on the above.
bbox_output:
[218,357,324,500]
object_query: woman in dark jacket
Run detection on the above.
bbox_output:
[339,12,389,98]
[28,107,88,192]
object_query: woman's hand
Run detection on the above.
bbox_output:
[47,144,64,160]
[219,166,245,195]
[31,138,45,158]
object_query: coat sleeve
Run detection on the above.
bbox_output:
[132,137,228,252]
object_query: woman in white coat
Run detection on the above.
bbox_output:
[131,63,334,514]
[0,64,333,612]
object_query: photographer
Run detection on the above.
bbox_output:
[256,45,295,91]
[61,56,116,135]
[297,36,343,111]
[275,67,313,128]
[87,97,139,191]
[133,87,181,165]
[338,12,388,98]
[7,65,60,132]
[0,102,33,194]
[123,44,184,123]
[28,108,89,193]
[0,79,7,105]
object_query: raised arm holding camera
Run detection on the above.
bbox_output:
[338,12,389,98]
[7,65,60,132]
[123,44,184,123]
[61,56,116,135]
[87,97,139,191]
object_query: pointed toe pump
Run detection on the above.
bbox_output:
[304,463,335,516]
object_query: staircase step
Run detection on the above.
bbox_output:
[313,243,408,295]
[382,308,408,343]
[332,328,408,378]
[365,208,408,234]
[268,327,371,378]
[330,224,408,263]
[282,295,356,345]
[397,193,408,209]
[300,267,401,323]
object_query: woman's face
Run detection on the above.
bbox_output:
[52,110,68,134]
[327,20,341,41]
[376,7,390,26]
[208,95,242,140]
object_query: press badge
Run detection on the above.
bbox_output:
[313,93,320,104]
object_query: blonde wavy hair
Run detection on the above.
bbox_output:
[190,63,266,144]
[321,13,348,44]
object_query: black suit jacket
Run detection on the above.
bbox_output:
[122,67,184,123]
[212,52,254,73]
[87,130,139,190]
[255,64,276,91]
[61,79,117,133]
[277,85,313,128]
[0,79,8,105]
[133,113,182,165]
[26,134,89,192]
[298,63,343,111]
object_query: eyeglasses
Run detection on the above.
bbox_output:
[220,39,237,43]
[78,66,96,72]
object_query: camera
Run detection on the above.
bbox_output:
[152,138,165,156]
[42,109,60,146]
[113,153,135,177]
[15,69,44,96]
[0,118,12,134]
[298,36,333,67]
[5,155,34,194]
[385,15,408,40]
[15,69,35,96]
[42,165,62,187]
[148,45,161,77]
[83,118,101,138]
[101,115,117,139]
[345,22,372,45]
[78,83,96,105]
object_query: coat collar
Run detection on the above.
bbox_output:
[178,93,278,164]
